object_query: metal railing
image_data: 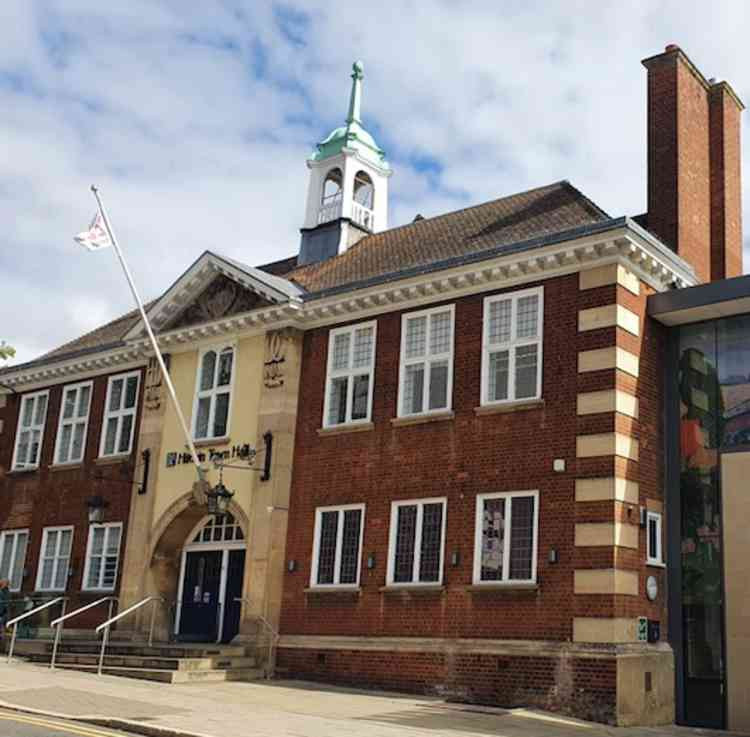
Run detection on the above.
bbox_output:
[94,596,164,676]
[234,598,279,679]
[49,596,117,670]
[6,597,67,663]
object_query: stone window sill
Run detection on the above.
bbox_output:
[193,436,230,448]
[379,584,445,595]
[467,582,539,593]
[95,454,131,466]
[647,561,666,569]
[474,399,545,416]
[304,586,361,597]
[391,411,454,428]
[49,463,84,473]
[317,423,374,438]
[6,467,40,476]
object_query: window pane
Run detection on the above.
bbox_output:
[489,300,512,343]
[393,505,417,583]
[403,364,424,415]
[649,518,658,559]
[16,431,30,466]
[29,429,42,465]
[21,398,34,427]
[201,352,217,391]
[54,557,68,590]
[11,533,27,590]
[404,316,427,359]
[331,333,351,372]
[488,350,509,401]
[339,509,362,584]
[352,327,374,369]
[58,425,72,463]
[41,559,54,589]
[104,417,118,455]
[429,311,452,355]
[87,556,102,588]
[118,413,133,453]
[428,360,448,410]
[71,422,85,461]
[34,395,48,425]
[481,498,505,581]
[59,530,72,557]
[44,531,58,558]
[316,511,338,585]
[327,377,348,426]
[213,393,229,437]
[217,350,233,387]
[515,344,538,399]
[517,295,539,339]
[106,526,121,555]
[91,527,105,556]
[509,496,534,580]
[0,538,13,580]
[351,375,369,421]
[195,397,211,439]
[63,389,76,420]
[103,554,118,587]
[109,379,123,412]
[124,376,138,408]
[419,503,443,582]
[77,385,91,417]
[717,315,750,448]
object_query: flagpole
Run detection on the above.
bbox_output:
[89,185,205,481]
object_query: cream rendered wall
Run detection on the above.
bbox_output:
[152,335,265,529]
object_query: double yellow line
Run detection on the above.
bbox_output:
[0,709,120,737]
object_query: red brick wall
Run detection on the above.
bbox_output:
[709,83,744,280]
[276,647,618,724]
[281,274,581,643]
[0,369,144,628]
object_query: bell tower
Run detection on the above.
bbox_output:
[299,61,392,266]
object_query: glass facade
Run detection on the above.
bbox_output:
[676,314,750,728]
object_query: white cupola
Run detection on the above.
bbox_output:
[298,61,392,266]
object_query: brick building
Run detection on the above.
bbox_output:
[275,45,744,728]
[0,312,147,628]
[0,43,746,730]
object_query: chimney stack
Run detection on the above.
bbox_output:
[642,45,744,282]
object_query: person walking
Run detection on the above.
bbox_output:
[0,580,10,644]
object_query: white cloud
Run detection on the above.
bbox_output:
[2,0,749,364]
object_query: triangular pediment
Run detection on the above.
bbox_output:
[123,250,304,340]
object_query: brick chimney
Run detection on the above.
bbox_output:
[642,45,744,282]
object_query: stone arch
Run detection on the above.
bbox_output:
[142,491,250,639]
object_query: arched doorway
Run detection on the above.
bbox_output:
[174,513,246,643]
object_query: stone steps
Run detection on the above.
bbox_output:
[51,663,264,683]
[9,638,265,684]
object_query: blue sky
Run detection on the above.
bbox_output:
[2,1,750,362]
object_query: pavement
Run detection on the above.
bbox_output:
[0,708,132,737]
[0,660,743,737]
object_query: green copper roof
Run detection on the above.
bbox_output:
[310,61,390,170]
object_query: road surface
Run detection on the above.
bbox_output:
[0,709,132,737]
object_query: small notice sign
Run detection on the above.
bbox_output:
[637,617,648,642]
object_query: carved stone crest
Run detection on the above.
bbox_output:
[264,329,289,388]
[144,355,170,411]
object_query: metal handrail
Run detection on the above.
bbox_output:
[95,596,164,676]
[234,597,279,678]
[6,597,67,663]
[49,596,117,670]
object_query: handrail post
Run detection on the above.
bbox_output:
[49,599,67,671]
[97,598,115,677]
[7,623,18,663]
[148,599,157,648]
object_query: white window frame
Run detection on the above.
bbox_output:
[322,321,377,428]
[35,526,74,592]
[82,522,123,592]
[481,286,544,406]
[397,305,455,418]
[309,504,365,589]
[473,490,540,585]
[0,529,29,592]
[191,343,236,441]
[386,497,447,586]
[99,371,141,458]
[11,390,50,471]
[53,380,93,465]
[646,511,665,567]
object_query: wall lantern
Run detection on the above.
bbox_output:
[205,480,234,516]
[86,495,109,524]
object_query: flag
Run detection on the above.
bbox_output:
[74,212,112,251]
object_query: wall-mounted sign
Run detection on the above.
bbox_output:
[637,616,648,643]
[165,443,255,468]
